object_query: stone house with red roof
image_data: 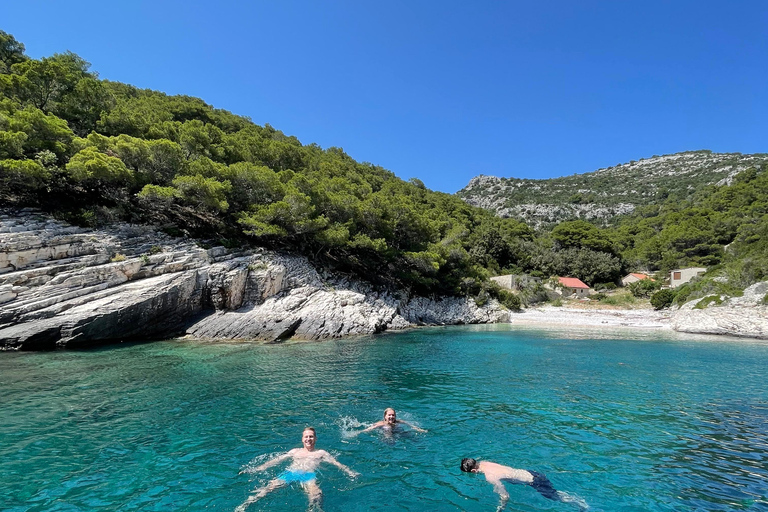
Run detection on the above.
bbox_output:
[557,276,592,298]
[621,272,653,287]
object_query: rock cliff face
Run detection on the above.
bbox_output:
[671,281,768,339]
[0,210,508,350]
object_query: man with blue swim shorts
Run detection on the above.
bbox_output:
[278,469,317,484]
[236,427,359,511]
[460,458,587,511]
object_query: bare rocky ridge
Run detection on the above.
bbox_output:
[458,151,768,227]
[0,209,508,350]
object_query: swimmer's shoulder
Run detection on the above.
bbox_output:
[478,461,504,474]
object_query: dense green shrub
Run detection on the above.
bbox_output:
[171,175,231,212]
[65,147,133,186]
[673,284,693,306]
[0,158,49,193]
[515,279,551,306]
[650,289,676,310]
[494,288,522,310]
[628,278,662,298]
[673,278,742,307]
[136,184,177,203]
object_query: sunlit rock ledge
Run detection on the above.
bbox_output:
[671,281,768,340]
[0,209,508,350]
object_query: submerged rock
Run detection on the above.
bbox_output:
[0,210,508,350]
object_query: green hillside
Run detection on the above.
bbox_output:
[0,31,530,306]
[458,149,768,304]
[459,151,768,228]
[2,30,766,308]
[611,165,768,302]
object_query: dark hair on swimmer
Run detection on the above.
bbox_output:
[461,458,478,472]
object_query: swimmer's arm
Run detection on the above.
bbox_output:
[397,419,427,433]
[249,450,292,472]
[359,421,385,433]
[489,479,509,512]
[322,452,360,478]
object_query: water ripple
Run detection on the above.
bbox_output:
[2,328,767,511]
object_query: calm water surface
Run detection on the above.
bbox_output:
[1,325,767,511]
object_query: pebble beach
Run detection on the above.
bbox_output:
[512,305,673,330]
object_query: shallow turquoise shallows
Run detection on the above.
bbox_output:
[2,325,768,512]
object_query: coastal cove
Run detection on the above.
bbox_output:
[2,210,768,351]
[3,15,768,512]
[2,325,767,511]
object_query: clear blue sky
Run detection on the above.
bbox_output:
[4,1,767,192]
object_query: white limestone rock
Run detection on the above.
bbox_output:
[726,281,768,307]
[0,271,206,349]
[671,281,768,339]
[1,210,511,349]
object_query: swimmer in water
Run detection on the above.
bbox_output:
[358,408,427,434]
[460,458,586,511]
[236,427,359,512]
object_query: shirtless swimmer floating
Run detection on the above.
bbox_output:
[236,427,358,512]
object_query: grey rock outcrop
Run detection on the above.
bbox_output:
[671,281,768,339]
[0,209,508,350]
[188,253,508,342]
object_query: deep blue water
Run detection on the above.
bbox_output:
[1,325,767,512]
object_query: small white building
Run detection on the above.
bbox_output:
[490,274,540,291]
[622,272,653,287]
[669,267,706,288]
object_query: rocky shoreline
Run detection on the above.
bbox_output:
[511,285,768,341]
[0,209,507,350]
[512,286,768,340]
[2,209,767,350]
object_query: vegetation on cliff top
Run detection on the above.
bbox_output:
[613,164,768,291]
[0,31,537,301]
[2,30,766,305]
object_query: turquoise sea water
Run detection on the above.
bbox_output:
[2,325,768,512]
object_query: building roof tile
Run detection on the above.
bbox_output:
[558,277,590,289]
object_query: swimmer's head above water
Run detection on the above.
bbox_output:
[302,427,317,451]
[383,408,397,425]
[460,458,479,472]
[358,408,426,434]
